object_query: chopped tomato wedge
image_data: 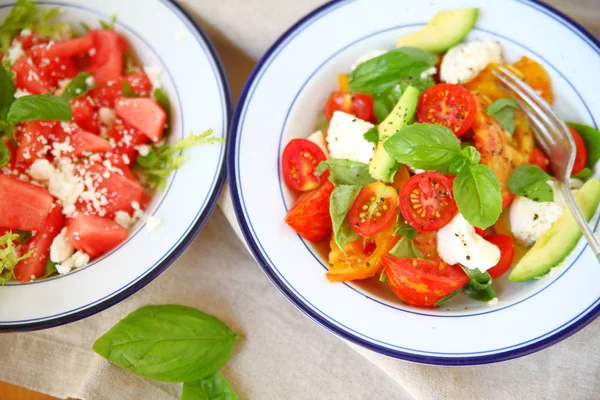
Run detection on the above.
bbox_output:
[71,97,99,134]
[569,127,587,175]
[399,172,457,232]
[284,181,334,242]
[54,124,111,156]
[124,70,153,96]
[382,256,468,307]
[14,205,65,282]
[12,55,51,94]
[413,231,440,260]
[416,83,477,137]
[324,91,374,122]
[67,213,128,258]
[45,35,94,59]
[485,234,515,279]
[16,120,56,165]
[114,97,167,142]
[88,30,126,84]
[0,175,54,231]
[529,147,549,172]
[348,182,398,236]
[107,118,149,161]
[31,47,78,87]
[88,80,122,107]
[16,32,48,50]
[282,138,327,192]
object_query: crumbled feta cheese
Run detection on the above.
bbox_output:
[28,159,53,182]
[48,159,85,216]
[85,75,95,87]
[135,144,150,157]
[7,41,24,64]
[351,49,386,71]
[20,28,31,36]
[143,66,162,90]
[440,41,503,84]
[146,215,161,231]
[307,130,329,158]
[326,111,375,164]
[14,89,31,98]
[56,250,90,275]
[437,213,501,272]
[50,227,75,263]
[98,107,116,127]
[114,211,133,229]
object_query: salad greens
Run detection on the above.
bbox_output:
[486,97,518,134]
[329,185,361,251]
[7,94,72,125]
[317,159,374,186]
[0,231,33,284]
[61,72,95,101]
[372,76,434,123]
[508,164,554,202]
[389,236,423,258]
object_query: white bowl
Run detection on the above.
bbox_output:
[0,0,230,331]
[229,0,600,364]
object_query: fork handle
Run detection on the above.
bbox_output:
[560,184,600,259]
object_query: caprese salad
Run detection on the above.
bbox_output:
[0,0,220,283]
[282,8,600,308]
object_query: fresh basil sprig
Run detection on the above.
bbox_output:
[0,141,9,168]
[486,97,518,134]
[507,164,554,202]
[567,122,600,169]
[61,72,95,101]
[349,47,438,94]
[372,77,434,123]
[121,81,138,97]
[329,185,361,251]
[393,217,417,240]
[182,372,239,400]
[389,236,423,258]
[363,126,379,143]
[573,167,593,180]
[0,65,14,107]
[454,163,503,229]
[7,94,72,125]
[461,267,497,302]
[317,159,375,186]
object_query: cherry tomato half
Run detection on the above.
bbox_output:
[485,234,515,279]
[569,127,587,175]
[382,256,469,307]
[284,181,334,242]
[399,172,458,232]
[416,83,477,137]
[348,182,398,236]
[529,147,549,172]
[324,91,374,122]
[282,138,327,192]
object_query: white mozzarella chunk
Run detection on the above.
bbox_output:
[307,130,329,158]
[326,111,375,164]
[440,41,503,84]
[50,227,75,263]
[351,49,387,70]
[437,213,501,272]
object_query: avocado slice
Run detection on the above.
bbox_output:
[509,178,600,282]
[369,86,419,182]
[396,8,479,54]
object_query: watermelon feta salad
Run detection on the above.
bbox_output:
[0,0,220,283]
[282,8,600,308]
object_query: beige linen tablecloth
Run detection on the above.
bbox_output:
[2,1,600,399]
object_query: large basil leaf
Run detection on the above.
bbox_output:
[486,97,518,134]
[92,305,241,382]
[0,64,14,108]
[329,185,361,251]
[389,236,423,258]
[317,159,375,186]
[454,163,502,229]
[61,72,94,101]
[7,94,72,125]
[507,164,554,202]
[181,372,239,400]
[372,77,434,123]
[461,266,497,302]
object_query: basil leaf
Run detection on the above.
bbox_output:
[363,126,379,143]
[15,230,32,243]
[182,372,239,400]
[92,305,242,382]
[0,141,10,168]
[461,266,497,302]
[7,94,72,126]
[315,111,328,132]
[372,77,434,123]
[393,218,417,240]
[486,98,518,134]
[330,185,361,251]
[153,88,170,114]
[40,259,57,279]
[0,64,14,107]
[573,167,593,180]
[507,164,554,202]
[349,47,438,94]
[567,122,600,168]
[121,81,138,97]
[61,72,95,101]
[317,159,375,186]
[0,0,38,52]
[383,123,461,172]
[389,236,423,258]
[379,270,388,283]
[99,14,116,30]
[454,163,502,229]
[434,289,460,307]
[80,21,90,32]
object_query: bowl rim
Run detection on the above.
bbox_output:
[227,0,600,365]
[1,0,232,332]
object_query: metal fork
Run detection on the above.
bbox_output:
[492,66,600,261]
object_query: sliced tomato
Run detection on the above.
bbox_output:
[71,96,99,134]
[114,97,167,142]
[485,234,515,279]
[399,172,457,232]
[14,205,65,282]
[87,30,125,84]
[0,175,54,231]
[67,213,128,258]
[284,181,334,242]
[529,147,549,172]
[31,47,78,87]
[327,226,398,282]
[348,182,398,236]
[16,120,56,165]
[281,138,327,192]
[413,231,440,260]
[390,165,411,193]
[569,127,587,175]
[104,152,137,180]
[88,80,122,107]
[12,55,51,94]
[44,35,94,59]
[16,32,48,50]
[107,118,149,161]
[124,70,153,97]
[324,91,374,122]
[382,256,468,307]
[416,83,477,137]
[54,124,111,156]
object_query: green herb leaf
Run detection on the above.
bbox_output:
[7,94,72,126]
[379,270,388,283]
[39,259,57,279]
[0,231,33,284]
[486,98,518,134]
[120,81,138,98]
[80,21,90,32]
[315,111,329,132]
[372,77,434,123]
[389,236,423,258]
[15,230,32,244]
[153,88,170,115]
[461,266,497,302]
[0,141,10,168]
[567,122,600,168]
[123,53,136,74]
[363,126,379,143]
[99,14,116,30]
[0,0,38,52]
[329,185,361,251]
[434,289,460,307]
[383,123,461,172]
[393,218,417,240]
[454,163,502,229]
[507,164,554,202]
[317,159,375,186]
[0,62,15,108]
[349,48,438,94]
[181,372,239,400]
[92,305,242,382]
[61,72,95,101]
[572,167,593,180]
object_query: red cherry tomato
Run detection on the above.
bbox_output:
[416,83,477,137]
[382,256,469,307]
[529,147,549,172]
[282,138,327,192]
[348,182,398,236]
[569,127,587,175]
[399,172,458,232]
[284,181,334,242]
[485,234,515,279]
[324,91,374,122]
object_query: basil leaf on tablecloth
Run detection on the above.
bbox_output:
[181,372,239,400]
[92,305,242,382]
[317,159,375,186]
[7,94,72,125]
[507,164,554,202]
